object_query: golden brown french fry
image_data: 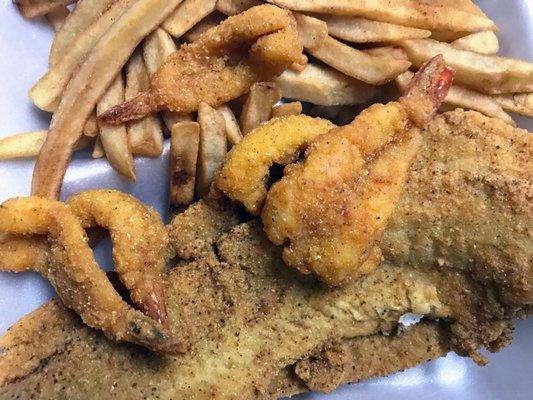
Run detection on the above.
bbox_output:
[162,0,217,38]
[96,74,136,180]
[364,46,409,61]
[170,121,200,207]
[14,0,75,19]
[196,102,227,197]
[143,28,190,130]
[452,31,499,55]
[45,6,70,32]
[31,0,185,199]
[267,0,496,32]
[272,101,302,118]
[240,82,282,134]
[216,0,261,15]
[293,13,328,49]
[321,15,431,43]
[276,63,377,106]
[49,0,115,65]
[0,130,93,160]
[396,70,514,125]
[217,105,243,146]
[493,93,533,118]
[92,137,105,159]
[400,39,533,94]
[125,51,164,157]
[30,0,136,112]
[183,12,224,43]
[82,112,99,137]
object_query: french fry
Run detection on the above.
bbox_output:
[14,0,75,19]
[162,0,217,39]
[493,93,533,118]
[240,82,282,134]
[183,12,224,43]
[45,6,70,32]
[216,0,261,15]
[170,121,200,208]
[196,102,227,197]
[452,31,499,55]
[92,137,105,159]
[217,105,243,146]
[82,112,99,137]
[400,39,533,94]
[321,15,431,43]
[276,63,377,106]
[364,46,409,61]
[396,70,514,125]
[30,0,136,112]
[49,0,115,65]
[31,0,185,199]
[293,13,328,49]
[125,51,164,157]
[267,0,496,32]
[96,74,136,180]
[272,101,302,118]
[143,28,190,130]
[0,131,93,160]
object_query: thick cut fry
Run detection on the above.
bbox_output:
[295,16,410,85]
[196,103,228,197]
[162,0,217,38]
[400,39,533,94]
[493,93,533,118]
[45,6,70,32]
[272,101,302,118]
[0,131,92,160]
[267,0,496,32]
[396,71,514,125]
[321,15,431,43]
[216,0,261,15]
[217,105,243,145]
[49,0,115,65]
[82,112,99,137]
[183,12,225,43]
[276,63,377,106]
[31,0,185,199]
[143,28,188,131]
[170,121,201,208]
[14,0,75,19]
[452,31,499,55]
[293,13,328,49]
[99,5,305,124]
[92,137,105,159]
[240,82,282,134]
[217,115,335,214]
[97,74,136,180]
[125,51,164,157]
[364,46,409,60]
[30,0,136,112]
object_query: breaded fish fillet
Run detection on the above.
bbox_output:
[0,110,531,398]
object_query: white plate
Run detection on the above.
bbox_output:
[0,1,531,399]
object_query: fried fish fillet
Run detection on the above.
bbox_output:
[0,110,531,398]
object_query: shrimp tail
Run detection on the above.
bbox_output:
[99,91,159,125]
[400,54,455,127]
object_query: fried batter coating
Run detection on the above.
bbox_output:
[0,194,183,354]
[262,56,454,285]
[216,115,334,214]
[100,5,305,124]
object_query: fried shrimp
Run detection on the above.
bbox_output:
[100,5,305,125]
[0,194,183,354]
[216,115,335,214]
[262,56,454,285]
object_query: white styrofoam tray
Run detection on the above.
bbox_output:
[0,1,531,399]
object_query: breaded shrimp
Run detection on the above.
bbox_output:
[100,5,305,124]
[262,56,454,285]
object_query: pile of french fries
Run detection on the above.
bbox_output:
[2,0,532,209]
